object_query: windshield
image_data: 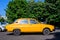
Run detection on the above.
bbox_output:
[14,19,17,22]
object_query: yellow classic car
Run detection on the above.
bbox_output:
[5,18,55,35]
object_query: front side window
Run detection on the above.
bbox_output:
[30,20,38,24]
[20,20,28,24]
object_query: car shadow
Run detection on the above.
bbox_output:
[7,32,43,36]
[46,32,60,40]
[7,32,55,36]
[21,32,43,35]
[7,33,13,35]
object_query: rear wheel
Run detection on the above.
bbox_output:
[13,29,21,36]
[43,29,50,35]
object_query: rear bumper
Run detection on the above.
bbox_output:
[3,29,7,32]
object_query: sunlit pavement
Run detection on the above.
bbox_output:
[0,29,60,40]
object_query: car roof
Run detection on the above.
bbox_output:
[18,18,35,20]
[16,18,36,21]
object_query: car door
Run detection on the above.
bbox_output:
[29,19,42,32]
[19,19,30,32]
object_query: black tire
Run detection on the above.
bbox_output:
[0,28,2,32]
[43,29,50,35]
[13,29,21,36]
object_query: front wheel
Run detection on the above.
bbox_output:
[13,29,21,36]
[43,29,50,35]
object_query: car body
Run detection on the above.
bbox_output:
[5,18,55,35]
[0,22,8,32]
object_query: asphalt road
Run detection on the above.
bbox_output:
[0,30,60,40]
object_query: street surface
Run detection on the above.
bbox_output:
[0,29,60,40]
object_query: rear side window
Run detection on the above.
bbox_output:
[20,20,28,24]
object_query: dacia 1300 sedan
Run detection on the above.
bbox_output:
[5,18,55,36]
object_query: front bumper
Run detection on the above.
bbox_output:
[53,29,55,31]
[53,27,55,31]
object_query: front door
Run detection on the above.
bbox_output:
[29,19,41,32]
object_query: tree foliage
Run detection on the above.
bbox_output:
[45,0,60,26]
[0,17,5,22]
[6,0,28,23]
[6,0,60,27]
[6,0,45,23]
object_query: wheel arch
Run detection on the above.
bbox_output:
[43,27,51,32]
[13,29,21,32]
